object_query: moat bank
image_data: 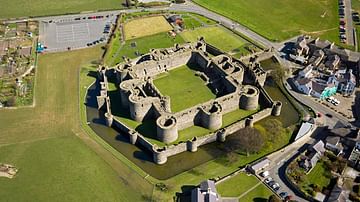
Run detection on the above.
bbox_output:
[85,78,300,180]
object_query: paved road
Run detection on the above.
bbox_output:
[6,2,350,201]
[284,80,351,128]
[344,0,355,46]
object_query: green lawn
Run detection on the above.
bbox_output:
[222,108,259,127]
[0,0,123,19]
[0,47,151,201]
[216,172,259,197]
[193,0,339,42]
[180,26,250,54]
[239,183,273,202]
[105,32,185,66]
[303,161,331,190]
[154,64,216,112]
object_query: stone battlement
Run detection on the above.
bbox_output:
[93,39,282,164]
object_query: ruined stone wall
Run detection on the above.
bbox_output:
[240,50,274,64]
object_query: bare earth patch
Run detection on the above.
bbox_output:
[0,164,18,179]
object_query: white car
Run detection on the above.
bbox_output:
[260,171,269,177]
[271,183,280,189]
[264,177,273,183]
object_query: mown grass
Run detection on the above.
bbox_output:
[0,0,123,19]
[180,25,250,54]
[0,47,149,201]
[239,183,273,202]
[193,0,339,42]
[105,32,185,66]
[154,64,216,112]
[300,161,332,191]
[216,172,259,197]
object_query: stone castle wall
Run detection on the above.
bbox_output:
[93,40,281,164]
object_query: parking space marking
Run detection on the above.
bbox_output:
[56,23,90,43]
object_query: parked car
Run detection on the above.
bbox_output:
[325,113,333,118]
[271,183,280,190]
[280,192,289,199]
[268,181,275,186]
[260,171,269,177]
[264,177,273,183]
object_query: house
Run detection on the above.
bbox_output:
[191,180,221,202]
[349,142,360,170]
[326,185,348,202]
[292,36,359,98]
[299,65,313,78]
[325,136,344,156]
[309,49,325,66]
[299,140,325,172]
[337,69,356,96]
[249,158,270,174]
[295,36,310,56]
[325,55,341,70]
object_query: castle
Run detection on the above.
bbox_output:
[94,39,282,164]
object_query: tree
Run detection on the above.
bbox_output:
[270,66,285,84]
[268,194,281,202]
[225,127,264,156]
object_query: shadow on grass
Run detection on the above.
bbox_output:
[175,185,197,202]
[253,197,268,202]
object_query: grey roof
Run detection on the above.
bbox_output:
[311,81,326,94]
[200,180,217,193]
[327,185,347,202]
[192,180,220,202]
[326,136,341,146]
[312,140,325,154]
[250,158,270,172]
[330,128,352,137]
[296,77,311,85]
[295,122,314,141]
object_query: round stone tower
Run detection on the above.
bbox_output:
[187,137,198,152]
[216,129,226,143]
[104,112,113,127]
[245,116,254,127]
[129,130,138,145]
[156,115,178,144]
[240,86,260,110]
[129,93,152,122]
[272,101,282,116]
[201,102,223,130]
[119,81,132,108]
[152,147,167,165]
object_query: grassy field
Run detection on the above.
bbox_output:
[193,0,339,42]
[104,32,185,66]
[300,161,331,191]
[154,64,216,112]
[180,26,250,54]
[216,172,273,201]
[124,16,173,40]
[0,0,123,19]
[216,172,259,197]
[0,47,151,201]
[239,183,273,202]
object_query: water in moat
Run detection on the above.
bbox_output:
[85,77,300,180]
